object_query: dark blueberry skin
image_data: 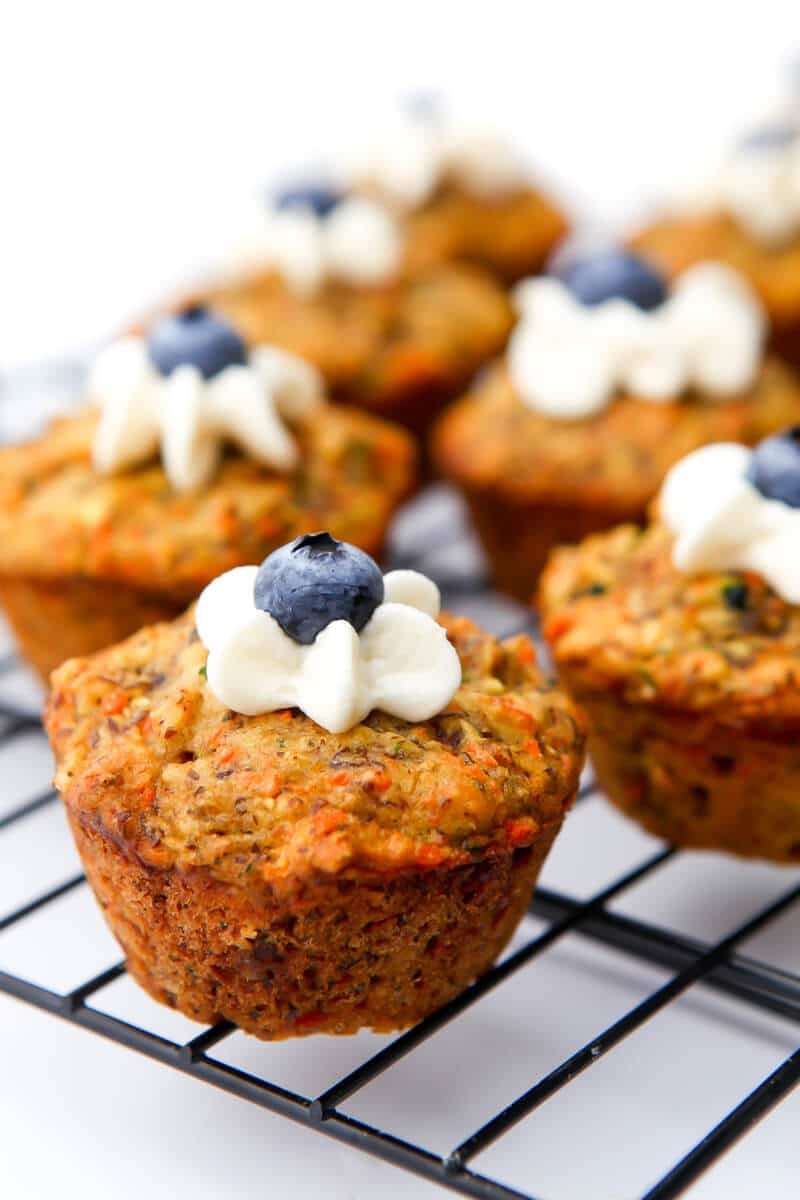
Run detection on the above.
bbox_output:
[147,307,247,380]
[746,427,800,508]
[554,250,669,312]
[739,123,799,153]
[274,183,342,218]
[254,532,384,645]
[403,91,442,121]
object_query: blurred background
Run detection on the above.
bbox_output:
[2,0,799,368]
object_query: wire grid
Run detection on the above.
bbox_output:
[0,375,799,1198]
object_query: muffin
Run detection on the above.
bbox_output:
[433,248,800,601]
[183,188,514,440]
[632,122,800,364]
[343,105,568,282]
[0,309,415,680]
[540,430,800,861]
[46,536,585,1039]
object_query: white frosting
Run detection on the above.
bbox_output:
[196,567,462,734]
[228,196,402,295]
[344,113,528,209]
[508,263,766,420]
[660,442,800,603]
[90,338,323,491]
[677,134,800,245]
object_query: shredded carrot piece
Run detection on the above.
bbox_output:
[102,690,129,716]
[517,638,536,665]
[311,806,348,836]
[506,817,539,846]
[543,612,575,641]
[416,842,447,868]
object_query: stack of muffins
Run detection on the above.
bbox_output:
[9,96,800,1041]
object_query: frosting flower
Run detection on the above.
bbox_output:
[508,261,766,420]
[676,125,800,245]
[90,309,323,492]
[196,534,462,734]
[344,109,528,209]
[660,435,800,603]
[228,195,402,295]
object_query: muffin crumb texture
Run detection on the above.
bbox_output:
[0,403,415,679]
[46,612,584,1038]
[541,522,800,859]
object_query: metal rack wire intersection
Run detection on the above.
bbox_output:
[0,394,798,1197]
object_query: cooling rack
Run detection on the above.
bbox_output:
[0,366,799,1200]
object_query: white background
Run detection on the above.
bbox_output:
[2,3,800,1198]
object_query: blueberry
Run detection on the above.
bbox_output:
[746,426,800,508]
[739,123,799,153]
[147,307,247,380]
[254,532,384,645]
[554,250,668,312]
[402,92,442,121]
[274,182,342,218]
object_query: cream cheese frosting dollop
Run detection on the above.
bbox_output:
[660,442,800,603]
[507,262,766,420]
[344,112,528,209]
[676,132,800,245]
[90,338,323,491]
[228,195,402,295]
[196,566,462,734]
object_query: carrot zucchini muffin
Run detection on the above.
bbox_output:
[343,105,568,282]
[540,430,800,860]
[433,247,800,602]
[632,122,800,364]
[184,180,513,439]
[0,309,415,680]
[46,536,585,1039]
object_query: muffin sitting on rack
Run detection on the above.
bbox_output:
[46,534,585,1039]
[0,309,415,680]
[194,182,513,439]
[343,103,568,283]
[433,247,800,601]
[540,429,800,861]
[632,121,800,365]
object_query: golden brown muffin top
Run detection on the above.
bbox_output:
[400,184,568,282]
[0,405,414,596]
[540,520,800,735]
[632,212,800,328]
[433,359,800,510]
[203,263,513,411]
[46,610,585,893]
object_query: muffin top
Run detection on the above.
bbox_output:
[401,184,568,281]
[433,356,800,510]
[540,519,800,735]
[632,212,800,326]
[0,402,414,597]
[46,610,585,892]
[205,263,513,410]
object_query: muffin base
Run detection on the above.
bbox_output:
[0,576,185,682]
[464,490,642,604]
[66,809,566,1040]
[566,684,800,862]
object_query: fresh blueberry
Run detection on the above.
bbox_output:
[739,123,799,153]
[147,307,247,380]
[746,426,800,508]
[554,250,668,312]
[403,91,442,121]
[254,532,384,645]
[274,182,342,218]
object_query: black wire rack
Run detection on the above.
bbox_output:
[0,374,799,1198]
